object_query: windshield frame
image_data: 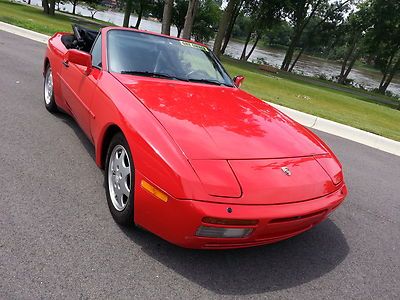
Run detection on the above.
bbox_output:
[105,28,234,87]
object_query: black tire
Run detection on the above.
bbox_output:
[105,132,135,226]
[43,64,58,113]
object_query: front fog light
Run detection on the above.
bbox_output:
[196,226,252,238]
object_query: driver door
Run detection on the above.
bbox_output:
[60,34,102,140]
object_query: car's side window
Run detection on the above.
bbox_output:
[91,34,102,69]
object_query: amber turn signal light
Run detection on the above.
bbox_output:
[141,180,168,202]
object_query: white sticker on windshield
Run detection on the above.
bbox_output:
[180,41,209,52]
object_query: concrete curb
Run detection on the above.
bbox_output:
[268,102,400,156]
[0,22,49,44]
[1,21,399,157]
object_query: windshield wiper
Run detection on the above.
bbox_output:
[120,71,187,82]
[187,78,232,87]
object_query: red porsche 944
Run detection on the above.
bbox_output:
[43,25,347,249]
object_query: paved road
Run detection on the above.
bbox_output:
[0,30,399,299]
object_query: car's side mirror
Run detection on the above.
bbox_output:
[233,75,245,87]
[64,49,92,75]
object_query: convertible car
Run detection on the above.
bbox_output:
[43,25,347,249]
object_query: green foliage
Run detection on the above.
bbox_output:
[172,0,188,36]
[364,0,400,75]
[232,12,251,39]
[149,0,221,40]
[262,21,292,47]
[192,0,221,42]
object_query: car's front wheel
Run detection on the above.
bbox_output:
[43,65,58,113]
[105,133,135,225]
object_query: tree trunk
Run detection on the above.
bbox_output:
[284,0,351,71]
[213,0,240,57]
[221,0,244,54]
[72,0,77,15]
[281,0,323,70]
[288,47,305,72]
[240,30,252,60]
[378,52,395,90]
[42,0,50,14]
[181,0,198,39]
[245,34,261,61]
[49,0,56,15]
[135,3,144,29]
[379,56,400,93]
[28,0,31,4]
[342,54,357,80]
[161,0,174,35]
[123,0,133,27]
[281,27,303,70]
[177,27,182,38]
[338,41,357,84]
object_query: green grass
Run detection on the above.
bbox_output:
[223,58,400,141]
[0,0,111,35]
[0,0,399,141]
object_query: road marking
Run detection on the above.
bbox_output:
[1,21,399,156]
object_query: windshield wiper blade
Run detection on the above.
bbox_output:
[120,71,187,81]
[187,78,231,86]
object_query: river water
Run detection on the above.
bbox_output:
[21,0,400,96]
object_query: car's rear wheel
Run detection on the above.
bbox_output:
[43,65,58,113]
[105,133,135,225]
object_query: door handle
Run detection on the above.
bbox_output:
[62,60,69,68]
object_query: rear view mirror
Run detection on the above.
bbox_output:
[64,49,92,75]
[233,75,245,87]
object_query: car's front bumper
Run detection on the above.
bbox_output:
[134,179,347,249]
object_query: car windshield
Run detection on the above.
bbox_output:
[107,30,234,87]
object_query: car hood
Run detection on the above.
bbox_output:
[114,75,327,159]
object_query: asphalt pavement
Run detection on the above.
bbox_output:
[0,30,399,299]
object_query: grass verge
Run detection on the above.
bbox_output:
[0,0,111,35]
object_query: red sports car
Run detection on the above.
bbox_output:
[43,25,347,249]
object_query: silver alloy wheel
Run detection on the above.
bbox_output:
[44,67,53,105]
[108,145,131,211]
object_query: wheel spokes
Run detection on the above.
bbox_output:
[108,144,131,211]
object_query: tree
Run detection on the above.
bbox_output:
[192,0,221,42]
[85,0,104,19]
[280,0,325,70]
[71,0,78,14]
[42,0,56,15]
[172,0,188,37]
[123,0,133,27]
[287,0,352,72]
[365,0,400,94]
[239,0,284,61]
[161,0,174,35]
[132,0,153,29]
[182,0,199,39]
[280,0,351,71]
[213,0,240,57]
[263,21,292,47]
[221,0,244,54]
[335,4,372,84]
